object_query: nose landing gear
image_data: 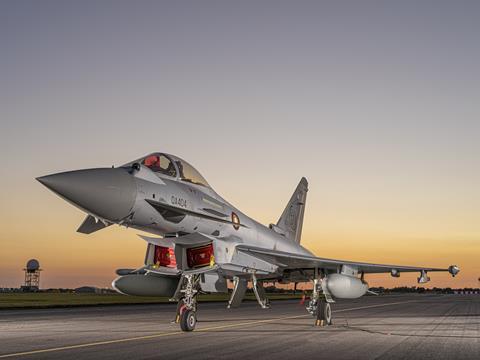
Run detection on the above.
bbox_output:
[173,274,200,332]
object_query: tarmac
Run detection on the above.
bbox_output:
[0,294,478,359]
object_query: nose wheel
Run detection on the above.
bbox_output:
[180,308,197,332]
[173,274,200,332]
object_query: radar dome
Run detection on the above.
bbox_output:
[26,259,40,272]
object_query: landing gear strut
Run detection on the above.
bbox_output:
[174,274,200,332]
[306,275,334,326]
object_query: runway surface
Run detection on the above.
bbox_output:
[0,294,478,359]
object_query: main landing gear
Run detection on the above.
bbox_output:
[173,274,200,332]
[306,276,334,327]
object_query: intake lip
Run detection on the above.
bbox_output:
[37,168,137,222]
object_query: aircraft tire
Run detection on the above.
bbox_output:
[180,309,196,331]
[316,300,332,326]
[324,302,332,325]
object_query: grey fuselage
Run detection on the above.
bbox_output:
[127,164,313,262]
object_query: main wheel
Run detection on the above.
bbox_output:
[315,300,332,326]
[324,302,332,325]
[180,309,197,332]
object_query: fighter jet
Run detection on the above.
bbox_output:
[37,152,460,331]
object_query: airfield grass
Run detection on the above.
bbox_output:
[0,292,302,309]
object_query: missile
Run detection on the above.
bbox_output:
[390,269,400,278]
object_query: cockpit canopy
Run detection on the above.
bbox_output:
[134,153,210,187]
[142,154,177,177]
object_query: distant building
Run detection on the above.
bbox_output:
[0,288,20,293]
[74,286,115,294]
[75,286,101,294]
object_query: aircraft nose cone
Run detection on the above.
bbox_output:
[37,168,136,222]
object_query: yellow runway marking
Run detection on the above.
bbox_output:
[0,299,420,358]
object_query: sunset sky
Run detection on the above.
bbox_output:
[1,1,479,289]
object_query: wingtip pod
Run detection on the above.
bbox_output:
[448,265,460,277]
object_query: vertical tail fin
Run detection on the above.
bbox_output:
[276,177,308,243]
